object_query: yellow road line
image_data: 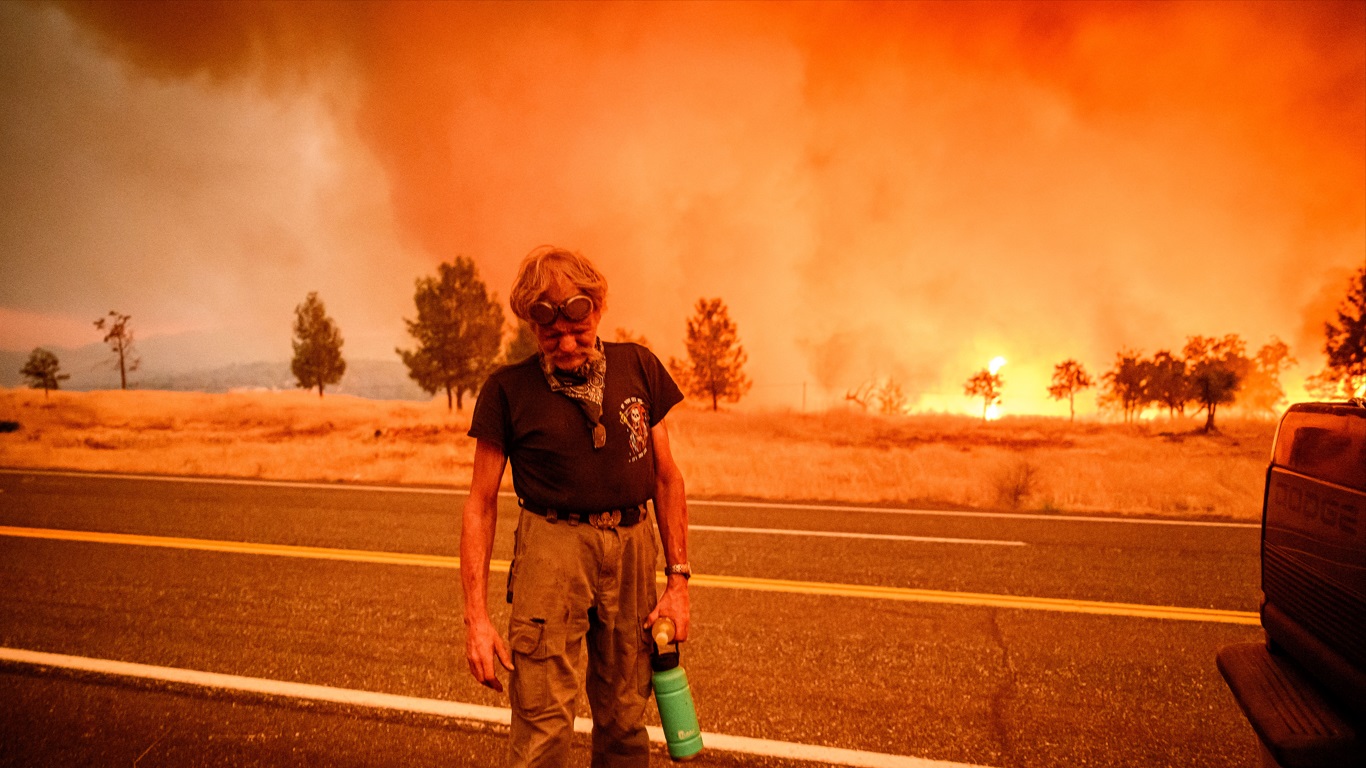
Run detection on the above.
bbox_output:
[690,573,1260,625]
[0,525,477,570]
[0,525,1259,625]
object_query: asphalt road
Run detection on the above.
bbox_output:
[0,469,1265,767]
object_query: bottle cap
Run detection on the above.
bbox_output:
[650,617,680,671]
[652,617,676,652]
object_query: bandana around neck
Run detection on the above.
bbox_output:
[541,337,607,449]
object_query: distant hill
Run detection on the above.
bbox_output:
[132,358,433,400]
[0,345,431,401]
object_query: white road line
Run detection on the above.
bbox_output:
[0,467,1260,528]
[0,647,994,768]
[691,525,1026,547]
[686,499,1260,528]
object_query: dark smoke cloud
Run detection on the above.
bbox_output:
[3,0,1361,411]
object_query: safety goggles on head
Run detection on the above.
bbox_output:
[529,294,594,326]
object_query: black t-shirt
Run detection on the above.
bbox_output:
[468,341,684,513]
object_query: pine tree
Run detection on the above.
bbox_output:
[397,257,504,411]
[291,292,346,398]
[20,348,70,398]
[677,298,751,411]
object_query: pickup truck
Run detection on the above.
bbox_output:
[1217,401,1365,767]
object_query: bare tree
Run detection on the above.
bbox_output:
[844,381,874,412]
[94,311,139,390]
[20,348,70,398]
[1046,359,1093,422]
[874,378,908,415]
[841,379,906,414]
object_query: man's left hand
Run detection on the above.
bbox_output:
[644,577,691,642]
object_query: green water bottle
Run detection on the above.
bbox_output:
[650,617,703,761]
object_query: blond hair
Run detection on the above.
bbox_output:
[509,246,608,321]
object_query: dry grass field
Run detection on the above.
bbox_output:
[0,388,1276,521]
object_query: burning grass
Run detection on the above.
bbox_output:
[0,388,1275,520]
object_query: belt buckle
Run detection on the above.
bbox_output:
[591,510,622,529]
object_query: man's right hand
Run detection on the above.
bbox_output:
[465,616,514,692]
[460,440,512,692]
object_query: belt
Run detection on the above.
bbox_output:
[518,499,645,529]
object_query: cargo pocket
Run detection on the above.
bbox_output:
[508,616,568,715]
[509,616,563,659]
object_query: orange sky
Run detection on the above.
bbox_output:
[1,0,1362,414]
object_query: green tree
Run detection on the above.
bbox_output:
[93,310,138,390]
[504,320,538,364]
[964,369,1003,421]
[1184,334,1250,433]
[613,327,652,348]
[1239,337,1296,416]
[20,348,70,398]
[666,356,694,400]
[1311,266,1366,399]
[675,298,751,411]
[1146,350,1192,419]
[397,258,504,411]
[1046,359,1093,422]
[291,292,346,398]
[1099,349,1150,424]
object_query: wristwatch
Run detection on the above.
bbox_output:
[665,562,692,580]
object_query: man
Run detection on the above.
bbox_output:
[461,246,692,767]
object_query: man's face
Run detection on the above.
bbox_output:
[532,277,602,372]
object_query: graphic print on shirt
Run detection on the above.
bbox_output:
[619,397,650,463]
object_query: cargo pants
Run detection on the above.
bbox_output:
[506,507,659,768]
